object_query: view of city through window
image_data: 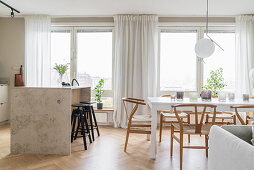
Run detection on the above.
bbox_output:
[203,31,236,91]
[160,31,197,91]
[76,30,112,90]
[50,30,71,86]
[50,28,235,107]
[76,30,113,107]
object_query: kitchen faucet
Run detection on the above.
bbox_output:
[71,79,79,86]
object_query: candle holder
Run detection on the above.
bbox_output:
[176,92,184,101]
[228,92,235,101]
[189,92,199,102]
[243,94,249,102]
[218,92,226,102]
[201,90,212,101]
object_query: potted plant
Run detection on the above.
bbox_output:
[53,63,69,84]
[94,78,104,109]
[202,67,227,97]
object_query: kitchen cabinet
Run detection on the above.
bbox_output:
[0,84,8,122]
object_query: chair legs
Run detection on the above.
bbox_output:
[205,135,208,158]
[170,125,174,157]
[124,126,130,152]
[187,114,191,143]
[233,115,237,125]
[159,114,163,142]
[180,133,183,170]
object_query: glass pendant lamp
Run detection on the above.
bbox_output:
[195,0,224,58]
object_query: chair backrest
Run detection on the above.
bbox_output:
[122,98,146,121]
[161,94,171,97]
[231,105,254,125]
[172,104,217,134]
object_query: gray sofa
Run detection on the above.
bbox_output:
[208,125,254,170]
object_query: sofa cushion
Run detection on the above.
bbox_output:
[209,125,254,170]
[222,125,252,144]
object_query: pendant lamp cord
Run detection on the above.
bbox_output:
[205,0,224,51]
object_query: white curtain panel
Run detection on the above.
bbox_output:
[25,15,51,87]
[113,15,158,128]
[235,15,254,97]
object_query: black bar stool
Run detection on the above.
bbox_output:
[80,101,100,141]
[71,104,92,150]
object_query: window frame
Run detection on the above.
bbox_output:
[51,26,115,106]
[50,26,74,85]
[158,26,235,96]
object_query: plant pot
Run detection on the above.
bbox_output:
[97,103,103,110]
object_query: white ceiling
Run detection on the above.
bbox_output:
[0,0,253,17]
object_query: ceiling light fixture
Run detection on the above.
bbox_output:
[195,0,224,58]
[0,0,20,18]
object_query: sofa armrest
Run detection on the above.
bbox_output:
[222,125,252,144]
[208,125,254,170]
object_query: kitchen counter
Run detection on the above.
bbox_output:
[10,86,91,155]
[13,85,89,89]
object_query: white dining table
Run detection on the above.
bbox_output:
[147,97,254,159]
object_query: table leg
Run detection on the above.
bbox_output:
[150,106,157,159]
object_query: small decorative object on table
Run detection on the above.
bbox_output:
[53,63,69,85]
[94,78,104,109]
[218,91,226,102]
[176,91,184,101]
[200,90,212,101]
[171,95,176,101]
[243,94,250,102]
[189,92,199,102]
[203,67,227,96]
[15,65,25,87]
[228,92,235,101]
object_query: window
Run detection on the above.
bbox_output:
[159,27,235,94]
[76,30,112,90]
[50,29,71,86]
[50,27,113,107]
[203,30,236,91]
[160,30,197,91]
[75,29,113,107]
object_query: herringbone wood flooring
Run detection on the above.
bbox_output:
[0,124,208,170]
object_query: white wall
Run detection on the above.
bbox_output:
[0,18,25,120]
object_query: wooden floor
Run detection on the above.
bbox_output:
[0,124,208,170]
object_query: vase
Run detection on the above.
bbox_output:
[97,103,103,109]
[201,90,212,101]
[57,74,63,85]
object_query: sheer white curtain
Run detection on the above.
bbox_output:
[25,15,51,87]
[113,15,158,128]
[235,15,254,96]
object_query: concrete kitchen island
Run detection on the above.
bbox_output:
[10,86,90,155]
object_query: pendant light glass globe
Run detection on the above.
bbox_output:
[195,38,215,58]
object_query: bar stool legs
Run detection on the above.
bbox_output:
[87,108,95,141]
[91,106,100,136]
[83,108,92,144]
[71,104,92,150]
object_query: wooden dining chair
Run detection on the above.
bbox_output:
[159,94,191,143]
[122,97,151,152]
[231,105,254,125]
[205,111,236,125]
[170,104,217,170]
